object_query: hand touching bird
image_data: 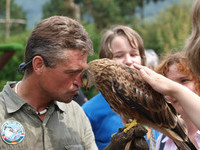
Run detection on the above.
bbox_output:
[81,58,197,150]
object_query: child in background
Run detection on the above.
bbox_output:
[155,51,200,150]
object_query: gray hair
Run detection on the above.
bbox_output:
[24,16,93,74]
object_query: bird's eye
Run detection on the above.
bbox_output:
[81,73,87,79]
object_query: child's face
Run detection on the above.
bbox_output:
[111,35,142,68]
[165,63,196,115]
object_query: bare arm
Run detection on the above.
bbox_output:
[133,63,200,130]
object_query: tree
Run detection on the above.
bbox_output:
[0,0,26,38]
[43,0,80,21]
[135,0,192,55]
[0,30,30,90]
[76,0,165,31]
[42,0,165,31]
[137,0,165,19]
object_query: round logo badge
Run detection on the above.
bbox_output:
[1,120,25,144]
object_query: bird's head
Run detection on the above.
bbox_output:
[81,58,116,91]
[81,67,95,91]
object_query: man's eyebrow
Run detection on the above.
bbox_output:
[64,69,83,73]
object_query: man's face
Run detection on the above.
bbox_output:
[40,49,87,103]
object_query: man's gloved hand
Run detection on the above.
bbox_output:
[104,125,149,150]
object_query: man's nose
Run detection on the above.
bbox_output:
[74,73,83,87]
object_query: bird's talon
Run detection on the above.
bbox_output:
[124,119,140,133]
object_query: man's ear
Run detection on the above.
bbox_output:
[32,56,46,74]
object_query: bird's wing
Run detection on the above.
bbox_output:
[109,64,197,150]
[111,64,178,129]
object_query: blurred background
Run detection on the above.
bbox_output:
[0,0,193,98]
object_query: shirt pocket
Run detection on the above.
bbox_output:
[65,144,84,150]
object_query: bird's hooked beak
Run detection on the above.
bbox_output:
[82,78,90,91]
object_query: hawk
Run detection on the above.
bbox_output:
[81,58,197,150]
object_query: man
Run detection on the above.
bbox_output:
[0,16,97,150]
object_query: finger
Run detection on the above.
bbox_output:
[133,63,143,70]
[139,69,151,82]
[134,63,153,73]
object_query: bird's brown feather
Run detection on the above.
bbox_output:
[82,58,197,150]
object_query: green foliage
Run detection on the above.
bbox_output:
[0,0,28,90]
[42,0,75,19]
[0,0,30,89]
[0,31,31,90]
[0,43,24,51]
[81,86,99,100]
[80,0,124,30]
[0,0,26,37]
[135,0,192,55]
[83,22,101,62]
[43,0,165,31]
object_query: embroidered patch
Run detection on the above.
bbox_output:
[1,120,25,144]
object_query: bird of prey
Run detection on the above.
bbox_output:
[81,58,197,150]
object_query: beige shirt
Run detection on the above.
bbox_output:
[0,82,97,150]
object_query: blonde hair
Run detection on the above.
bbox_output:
[185,0,200,76]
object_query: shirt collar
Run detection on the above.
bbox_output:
[54,101,65,112]
[2,81,26,114]
[3,82,65,114]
